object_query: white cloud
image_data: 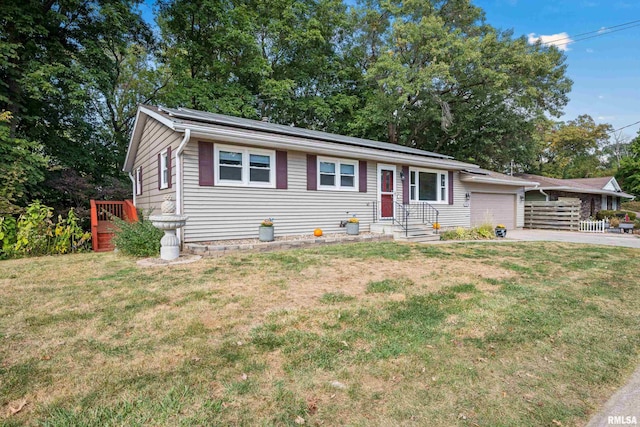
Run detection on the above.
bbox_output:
[597,115,616,121]
[527,32,572,51]
[598,95,605,99]
[586,48,595,53]
[597,26,608,34]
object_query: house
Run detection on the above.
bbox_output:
[517,173,635,219]
[123,105,537,244]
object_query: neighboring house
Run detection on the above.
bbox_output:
[517,173,635,219]
[123,105,536,244]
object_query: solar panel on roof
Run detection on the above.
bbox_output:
[159,106,454,160]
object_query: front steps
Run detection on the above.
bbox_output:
[370,222,441,243]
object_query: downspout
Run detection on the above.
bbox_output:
[175,129,191,245]
[538,188,549,201]
[128,172,136,206]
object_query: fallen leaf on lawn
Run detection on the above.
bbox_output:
[306,397,318,415]
[8,399,27,416]
[551,420,562,426]
[241,373,248,381]
[294,415,305,424]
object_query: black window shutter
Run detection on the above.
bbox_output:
[157,153,161,190]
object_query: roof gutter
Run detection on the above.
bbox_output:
[459,174,539,187]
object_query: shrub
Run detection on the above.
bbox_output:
[621,201,640,212]
[110,214,163,257]
[596,210,637,221]
[440,225,496,241]
[2,201,90,258]
[0,216,17,259]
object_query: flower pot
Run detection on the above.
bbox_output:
[259,226,274,242]
[495,228,507,238]
[346,222,359,235]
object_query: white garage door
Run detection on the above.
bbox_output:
[470,193,516,229]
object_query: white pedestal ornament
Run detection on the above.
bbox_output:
[149,195,188,261]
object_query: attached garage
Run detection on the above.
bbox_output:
[459,169,540,230]
[470,192,516,229]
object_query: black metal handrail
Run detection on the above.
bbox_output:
[372,200,440,237]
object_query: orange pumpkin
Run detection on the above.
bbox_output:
[313,228,323,237]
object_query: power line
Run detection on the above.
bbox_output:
[607,120,640,134]
[538,19,640,45]
[537,18,640,45]
[568,22,640,45]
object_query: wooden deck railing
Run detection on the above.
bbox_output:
[90,200,139,252]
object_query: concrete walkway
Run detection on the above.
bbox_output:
[505,229,640,248]
[585,365,640,427]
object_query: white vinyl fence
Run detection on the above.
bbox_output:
[579,219,607,233]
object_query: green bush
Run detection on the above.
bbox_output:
[596,210,637,221]
[111,214,163,257]
[1,201,91,258]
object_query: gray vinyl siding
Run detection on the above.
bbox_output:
[464,183,525,228]
[182,142,377,242]
[182,143,482,242]
[132,117,182,215]
[400,171,470,229]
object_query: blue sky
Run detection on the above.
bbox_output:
[473,0,640,139]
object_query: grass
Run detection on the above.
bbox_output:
[1,241,640,426]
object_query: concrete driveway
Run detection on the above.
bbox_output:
[505,229,640,249]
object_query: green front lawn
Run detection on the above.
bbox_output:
[1,242,639,426]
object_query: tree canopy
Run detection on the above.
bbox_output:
[1,0,638,217]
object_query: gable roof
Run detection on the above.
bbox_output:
[516,173,634,199]
[124,105,480,172]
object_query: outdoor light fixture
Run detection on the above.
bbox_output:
[520,195,525,202]
[465,192,471,201]
[400,171,405,181]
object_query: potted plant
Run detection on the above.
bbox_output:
[609,217,620,233]
[259,218,274,242]
[495,224,507,238]
[346,216,359,235]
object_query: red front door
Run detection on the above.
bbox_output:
[380,168,395,218]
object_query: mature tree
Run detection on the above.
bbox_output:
[538,115,611,178]
[348,0,572,171]
[0,0,153,215]
[0,112,47,214]
[158,0,360,133]
[616,130,640,196]
[157,0,264,116]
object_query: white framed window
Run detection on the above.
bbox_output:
[214,144,275,187]
[135,167,142,196]
[318,157,358,191]
[409,168,448,203]
[160,149,169,189]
